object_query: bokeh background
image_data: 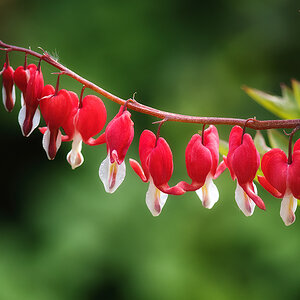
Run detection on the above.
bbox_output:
[1,0,300,299]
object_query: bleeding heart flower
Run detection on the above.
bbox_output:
[39,84,73,160]
[179,125,225,209]
[99,106,134,193]
[14,63,37,106]
[18,63,44,136]
[63,92,107,169]
[1,54,15,112]
[223,125,265,216]
[129,129,184,216]
[258,139,300,226]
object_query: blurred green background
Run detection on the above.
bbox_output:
[1,0,300,299]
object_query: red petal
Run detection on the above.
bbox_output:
[202,125,219,175]
[76,95,106,143]
[24,67,44,107]
[62,91,79,139]
[40,87,73,130]
[261,148,287,195]
[148,137,173,187]
[13,66,27,93]
[231,134,260,184]
[293,138,300,153]
[138,130,156,179]
[2,64,15,112]
[129,158,148,182]
[241,182,266,210]
[214,160,227,179]
[226,126,243,178]
[289,151,300,198]
[185,134,212,186]
[258,176,283,198]
[105,109,134,164]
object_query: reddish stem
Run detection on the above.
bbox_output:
[1,40,300,130]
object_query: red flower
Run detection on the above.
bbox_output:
[62,92,107,169]
[180,125,225,209]
[258,140,300,226]
[39,84,73,160]
[1,61,15,112]
[18,64,44,136]
[99,106,134,193]
[14,63,37,106]
[130,130,184,216]
[224,126,265,216]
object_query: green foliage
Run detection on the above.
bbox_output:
[243,80,300,119]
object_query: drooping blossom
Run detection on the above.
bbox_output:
[1,53,15,112]
[62,92,107,169]
[14,62,37,106]
[179,125,226,209]
[258,140,300,226]
[99,106,134,193]
[18,62,44,136]
[39,84,73,160]
[130,129,184,216]
[223,125,265,216]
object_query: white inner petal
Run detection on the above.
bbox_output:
[146,179,168,217]
[20,92,25,107]
[235,182,256,217]
[18,105,26,136]
[67,133,84,169]
[2,85,7,111]
[11,84,16,107]
[196,174,219,209]
[280,193,297,226]
[99,153,126,193]
[31,107,40,135]
[42,128,62,160]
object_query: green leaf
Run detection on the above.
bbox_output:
[267,129,289,154]
[243,85,300,119]
[292,79,300,108]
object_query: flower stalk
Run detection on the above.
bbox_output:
[1,40,300,130]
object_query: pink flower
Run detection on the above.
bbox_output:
[99,106,134,193]
[39,84,73,160]
[18,64,44,136]
[130,129,184,216]
[258,140,300,226]
[180,125,225,209]
[1,60,15,112]
[224,125,265,216]
[62,92,107,169]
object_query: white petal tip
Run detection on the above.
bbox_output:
[67,135,84,169]
[235,183,256,217]
[195,175,219,209]
[99,154,126,193]
[280,194,297,226]
[146,180,168,217]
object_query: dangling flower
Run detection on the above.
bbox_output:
[63,91,107,169]
[39,82,73,160]
[14,55,37,107]
[130,129,184,216]
[180,125,225,209]
[1,52,15,112]
[258,139,300,226]
[99,105,134,193]
[18,61,44,136]
[223,125,265,216]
